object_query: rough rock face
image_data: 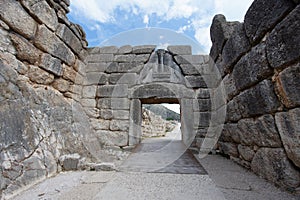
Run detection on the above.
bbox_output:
[0,0,96,199]
[211,0,300,192]
[141,108,176,138]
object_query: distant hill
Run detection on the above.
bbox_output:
[143,104,180,121]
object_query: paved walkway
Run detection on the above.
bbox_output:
[12,125,299,200]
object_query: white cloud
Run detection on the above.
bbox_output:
[70,0,254,53]
[143,15,149,27]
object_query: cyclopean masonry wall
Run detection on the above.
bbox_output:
[0,0,103,198]
[210,0,300,192]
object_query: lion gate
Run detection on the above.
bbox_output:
[82,45,225,151]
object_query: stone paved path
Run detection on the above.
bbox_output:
[12,125,299,200]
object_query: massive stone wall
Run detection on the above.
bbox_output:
[210,0,300,192]
[0,0,102,198]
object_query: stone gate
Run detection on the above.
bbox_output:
[82,45,225,149]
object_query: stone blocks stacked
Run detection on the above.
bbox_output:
[210,0,300,192]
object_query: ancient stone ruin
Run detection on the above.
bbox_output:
[0,0,299,198]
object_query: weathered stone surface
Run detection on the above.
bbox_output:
[52,78,70,92]
[175,55,205,64]
[131,84,176,99]
[275,108,300,168]
[59,154,80,171]
[196,89,211,99]
[86,63,109,73]
[105,62,143,73]
[275,63,300,108]
[180,64,200,75]
[222,23,251,72]
[135,54,151,63]
[108,73,137,86]
[80,98,96,108]
[28,65,54,84]
[167,45,192,55]
[129,99,142,145]
[9,33,41,65]
[194,112,210,128]
[96,85,128,98]
[90,118,110,130]
[56,24,82,54]
[0,0,37,39]
[62,65,77,82]
[251,148,300,190]
[118,45,132,54]
[237,80,280,118]
[232,43,272,92]
[219,123,240,143]
[237,114,282,147]
[97,98,130,110]
[96,130,128,147]
[82,85,97,98]
[21,0,58,31]
[238,145,255,162]
[209,14,239,61]
[34,25,75,65]
[114,54,136,63]
[266,5,300,69]
[186,76,207,88]
[84,72,107,85]
[132,45,156,54]
[226,98,242,122]
[39,54,63,76]
[99,109,113,120]
[0,27,16,54]
[223,74,237,100]
[100,46,118,54]
[218,142,239,158]
[110,120,129,131]
[244,0,295,43]
[112,110,130,120]
[193,99,211,112]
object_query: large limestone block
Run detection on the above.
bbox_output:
[167,45,191,55]
[244,0,295,44]
[266,5,300,69]
[39,54,63,76]
[237,114,282,148]
[96,85,128,98]
[209,14,239,61]
[232,43,272,92]
[275,108,300,168]
[56,24,83,54]
[28,65,54,84]
[221,23,250,72]
[132,45,156,54]
[219,123,240,143]
[275,63,300,108]
[237,80,280,118]
[0,0,37,39]
[9,33,42,65]
[251,148,300,190]
[34,25,75,65]
[20,0,58,31]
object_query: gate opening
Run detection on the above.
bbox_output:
[141,103,181,140]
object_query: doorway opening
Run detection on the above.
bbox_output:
[141,102,181,141]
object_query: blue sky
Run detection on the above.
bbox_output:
[68,0,254,54]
